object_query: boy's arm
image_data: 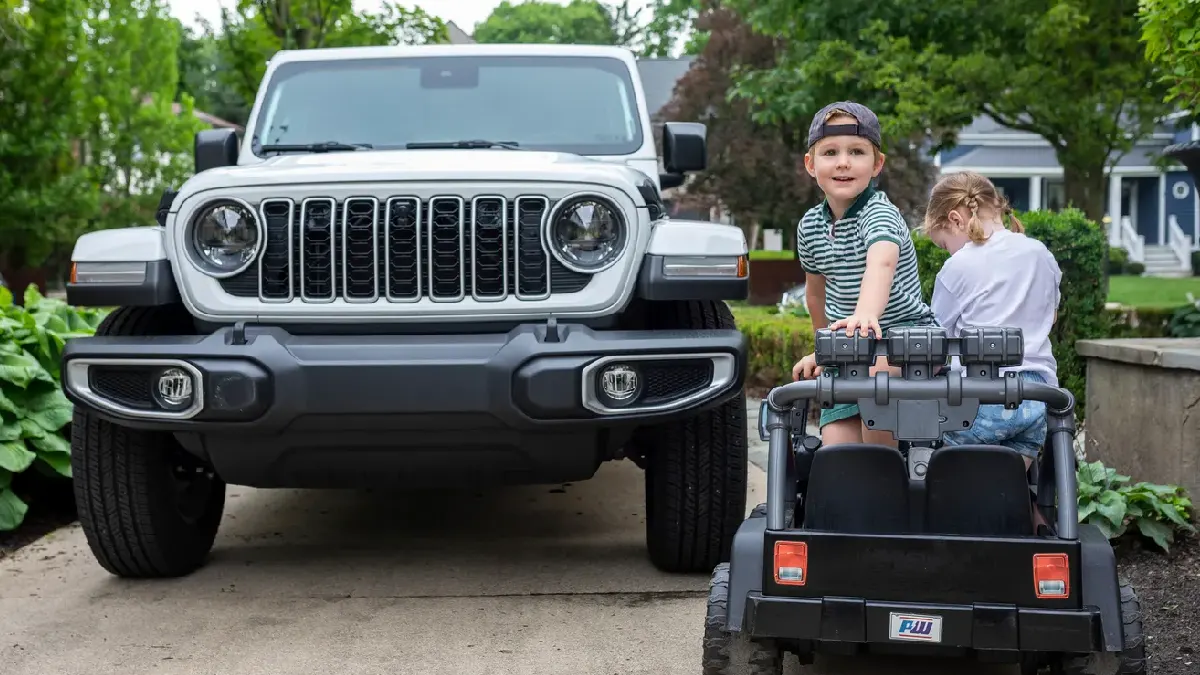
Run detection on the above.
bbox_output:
[831,206,906,336]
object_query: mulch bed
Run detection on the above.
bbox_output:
[0,473,77,563]
[1115,530,1199,675]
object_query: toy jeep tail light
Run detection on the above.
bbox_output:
[1034,553,1070,598]
[774,541,807,585]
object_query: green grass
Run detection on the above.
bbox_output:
[1107,275,1200,309]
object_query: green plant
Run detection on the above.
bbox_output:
[729,305,815,388]
[1108,246,1130,275]
[1077,460,1196,552]
[748,249,797,261]
[1166,293,1200,337]
[0,284,108,530]
[1125,261,1145,275]
[1192,250,1199,277]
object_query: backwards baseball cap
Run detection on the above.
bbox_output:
[807,101,882,150]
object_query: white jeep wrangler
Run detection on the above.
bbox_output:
[61,43,751,578]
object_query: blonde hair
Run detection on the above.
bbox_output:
[922,171,1024,244]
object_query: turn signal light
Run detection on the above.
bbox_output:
[1033,553,1070,598]
[737,255,749,278]
[774,541,808,586]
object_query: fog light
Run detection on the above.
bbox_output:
[153,367,196,412]
[597,363,641,407]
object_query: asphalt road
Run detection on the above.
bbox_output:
[0,403,1018,675]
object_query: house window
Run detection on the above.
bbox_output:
[1044,179,1066,211]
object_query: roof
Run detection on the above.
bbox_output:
[445,20,475,44]
[635,57,695,117]
[942,143,1174,170]
[268,42,639,64]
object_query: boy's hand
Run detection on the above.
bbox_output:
[792,353,821,380]
[830,313,882,338]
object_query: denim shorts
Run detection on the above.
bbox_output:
[939,370,1049,458]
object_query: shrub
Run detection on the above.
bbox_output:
[1125,261,1145,276]
[1107,305,1179,338]
[1193,250,1200,277]
[911,208,1109,416]
[0,285,108,531]
[748,249,797,261]
[1108,247,1130,275]
[1167,294,1200,337]
[1077,459,1195,552]
[729,304,815,389]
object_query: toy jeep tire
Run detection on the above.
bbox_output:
[642,300,748,574]
[71,305,226,578]
[703,562,783,675]
[1060,580,1147,674]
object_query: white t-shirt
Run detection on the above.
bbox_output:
[930,228,1063,386]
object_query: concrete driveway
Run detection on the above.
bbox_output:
[0,401,1015,675]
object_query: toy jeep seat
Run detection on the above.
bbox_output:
[924,444,1036,536]
[800,443,911,534]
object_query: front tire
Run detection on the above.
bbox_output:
[703,562,783,675]
[641,300,748,574]
[71,305,226,578]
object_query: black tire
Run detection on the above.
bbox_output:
[71,305,226,578]
[703,562,783,675]
[642,300,749,574]
[1060,580,1147,674]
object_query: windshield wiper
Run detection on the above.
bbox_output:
[260,141,374,153]
[405,139,521,150]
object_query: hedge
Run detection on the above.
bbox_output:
[730,305,815,389]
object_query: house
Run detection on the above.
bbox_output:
[445,20,475,44]
[935,113,1199,277]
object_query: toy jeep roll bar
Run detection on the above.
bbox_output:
[759,325,1077,537]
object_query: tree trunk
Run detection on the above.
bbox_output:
[1061,161,1108,224]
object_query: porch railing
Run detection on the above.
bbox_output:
[1167,215,1193,273]
[1119,215,1145,263]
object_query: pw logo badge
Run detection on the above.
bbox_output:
[888,612,943,643]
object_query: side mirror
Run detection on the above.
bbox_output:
[659,173,685,190]
[195,128,240,173]
[662,121,707,174]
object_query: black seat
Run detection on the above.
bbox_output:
[924,445,1035,536]
[802,443,911,534]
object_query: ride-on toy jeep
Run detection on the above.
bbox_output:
[59,44,752,579]
[704,326,1145,674]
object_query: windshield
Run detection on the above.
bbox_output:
[251,55,644,156]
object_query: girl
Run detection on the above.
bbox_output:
[921,171,1063,470]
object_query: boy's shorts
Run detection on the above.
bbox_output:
[939,370,1048,458]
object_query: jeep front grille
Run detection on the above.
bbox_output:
[220,194,592,302]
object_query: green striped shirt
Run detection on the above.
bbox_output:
[796,187,935,331]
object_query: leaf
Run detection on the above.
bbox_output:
[0,439,36,473]
[29,432,70,457]
[1095,490,1128,529]
[0,349,48,389]
[0,487,29,531]
[1135,518,1176,552]
[37,452,71,479]
[24,389,74,432]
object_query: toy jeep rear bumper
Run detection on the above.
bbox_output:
[727,520,1125,656]
[60,321,746,488]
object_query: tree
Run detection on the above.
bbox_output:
[730,0,1175,222]
[217,0,448,115]
[80,0,205,235]
[175,21,252,127]
[660,4,937,248]
[1139,0,1200,113]
[0,0,95,271]
[472,0,621,45]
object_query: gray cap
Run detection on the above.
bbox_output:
[807,101,882,149]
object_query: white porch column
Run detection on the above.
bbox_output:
[1029,176,1042,211]
[1108,174,1122,245]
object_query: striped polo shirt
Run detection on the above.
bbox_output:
[796,187,936,331]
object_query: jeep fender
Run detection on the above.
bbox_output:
[67,227,180,307]
[637,219,749,302]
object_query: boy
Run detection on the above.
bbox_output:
[791,101,937,448]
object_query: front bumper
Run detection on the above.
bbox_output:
[60,320,747,433]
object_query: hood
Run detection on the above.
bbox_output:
[176,148,656,203]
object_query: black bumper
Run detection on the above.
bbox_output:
[743,594,1103,653]
[60,321,747,488]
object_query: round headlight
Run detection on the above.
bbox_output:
[190,200,261,277]
[546,195,627,273]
